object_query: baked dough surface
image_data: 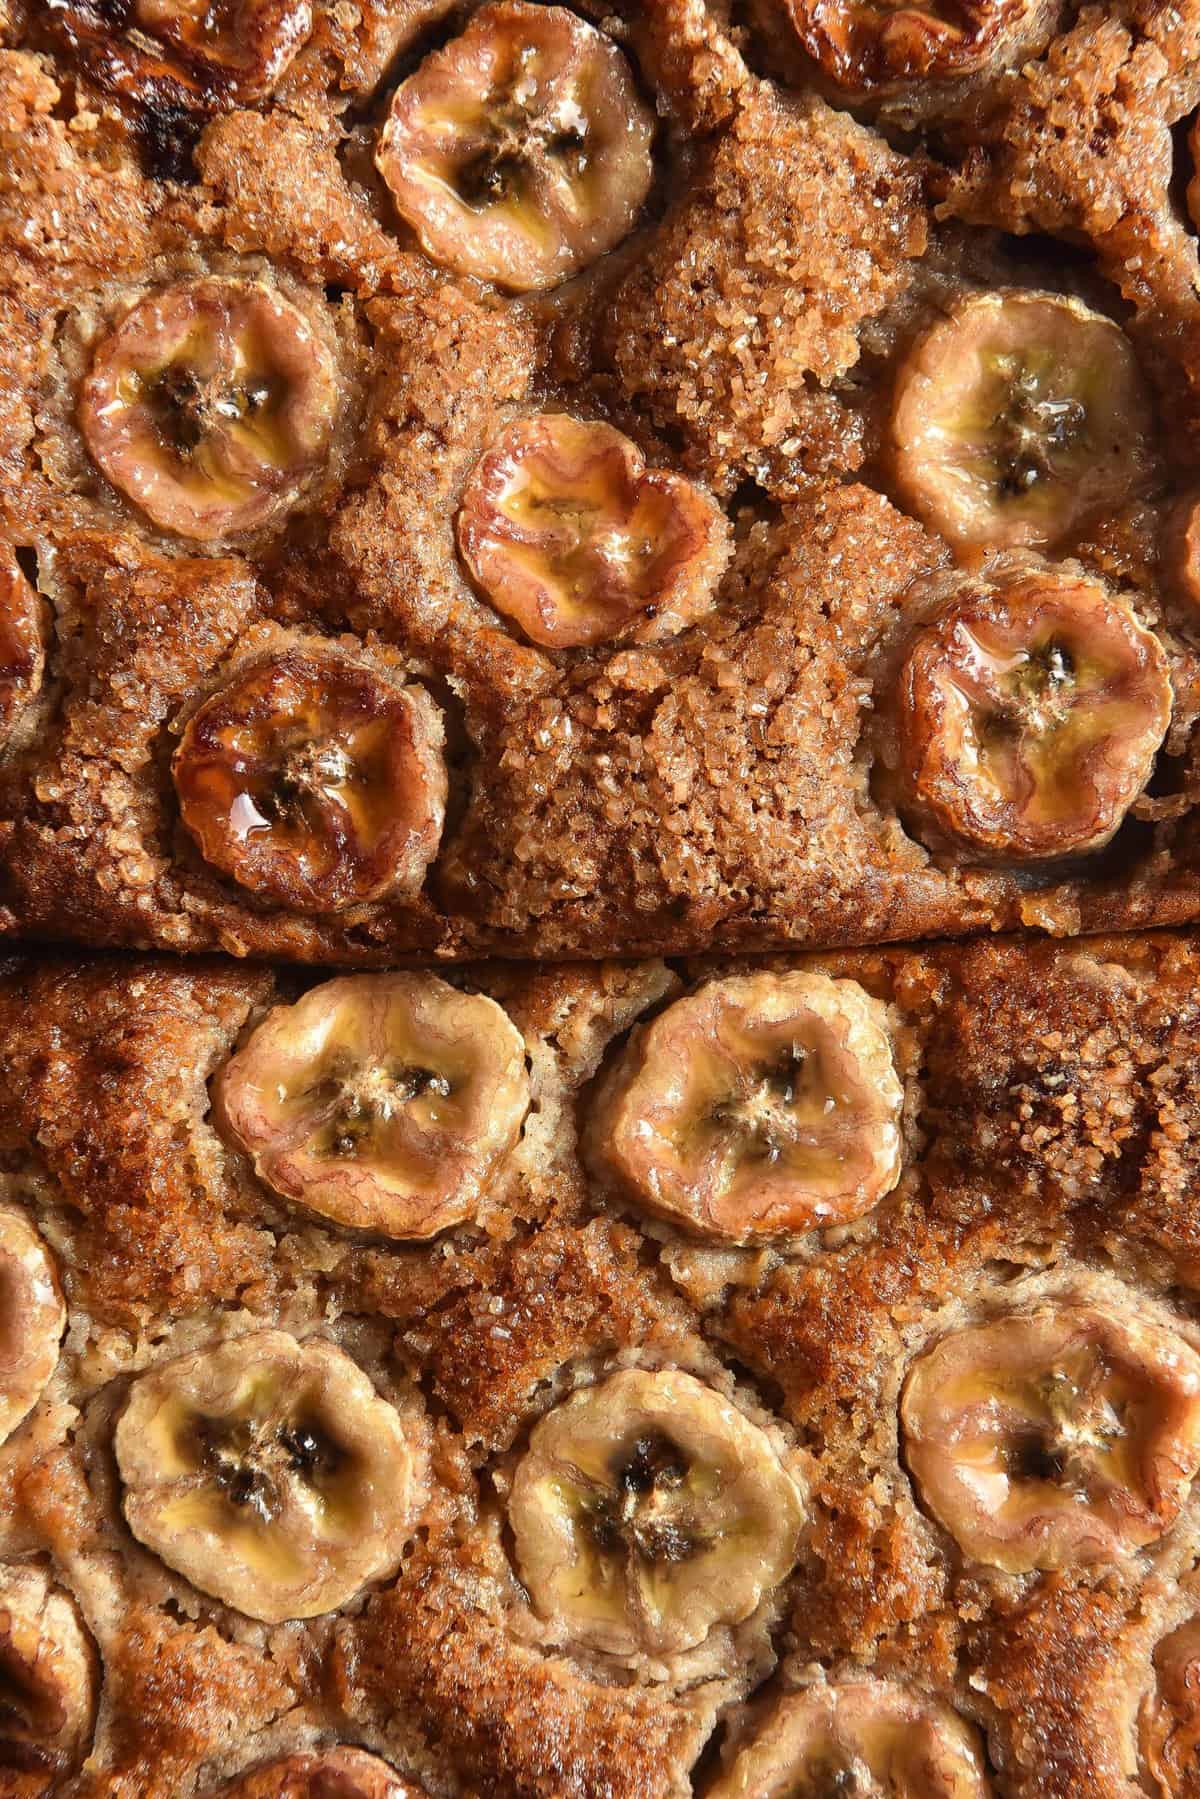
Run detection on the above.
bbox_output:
[1,935,1199,1794]
[1,2,1200,959]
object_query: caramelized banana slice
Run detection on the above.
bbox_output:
[375,1,655,292]
[115,1330,422,1622]
[0,1568,97,1777]
[892,292,1153,550]
[456,414,730,648]
[217,974,530,1240]
[901,1305,1200,1573]
[783,0,1034,96]
[1140,1617,1200,1796]
[79,278,339,542]
[47,1,311,108]
[590,973,903,1244]
[709,1679,991,1798]
[173,649,447,913]
[0,546,45,750]
[895,570,1171,862]
[0,1210,66,1449]
[222,1748,422,1799]
[509,1367,805,1657]
[132,0,313,98]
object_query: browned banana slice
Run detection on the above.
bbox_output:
[509,1367,805,1657]
[133,0,312,95]
[456,414,731,648]
[708,1679,992,1797]
[1140,1616,1200,1796]
[901,1304,1200,1573]
[221,1748,423,1799]
[0,1568,97,1777]
[47,1,312,108]
[375,1,655,292]
[894,569,1171,862]
[892,292,1154,551]
[782,0,1034,96]
[590,972,903,1244]
[0,1210,66,1449]
[172,649,446,913]
[217,973,530,1240]
[115,1330,423,1622]
[0,546,45,751]
[79,278,339,542]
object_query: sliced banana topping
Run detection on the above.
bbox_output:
[47,1,313,105]
[508,1367,805,1657]
[901,1304,1200,1573]
[1140,1616,1200,1796]
[0,1209,66,1450]
[590,973,903,1244]
[172,648,447,913]
[221,1748,421,1799]
[79,277,339,542]
[115,1330,423,1621]
[783,0,1033,95]
[456,414,731,649]
[892,292,1154,551]
[132,0,314,97]
[894,569,1171,862]
[0,546,45,751]
[375,1,656,292]
[709,1679,992,1798]
[218,973,530,1240]
[0,1567,97,1777]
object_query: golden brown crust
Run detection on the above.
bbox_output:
[0,7,1199,962]
[1,933,1200,1793]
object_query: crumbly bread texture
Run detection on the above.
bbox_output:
[3,934,1200,1794]
[4,3,1200,960]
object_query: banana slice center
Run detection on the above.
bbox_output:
[967,632,1081,752]
[188,1405,348,1525]
[707,1045,823,1165]
[450,75,592,218]
[581,1432,708,1568]
[984,357,1088,500]
[232,730,359,840]
[502,463,663,605]
[797,1746,882,1795]
[983,1354,1136,1505]
[798,1741,892,1799]
[312,1055,454,1158]
[139,358,280,469]
[946,615,1145,815]
[115,310,299,496]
